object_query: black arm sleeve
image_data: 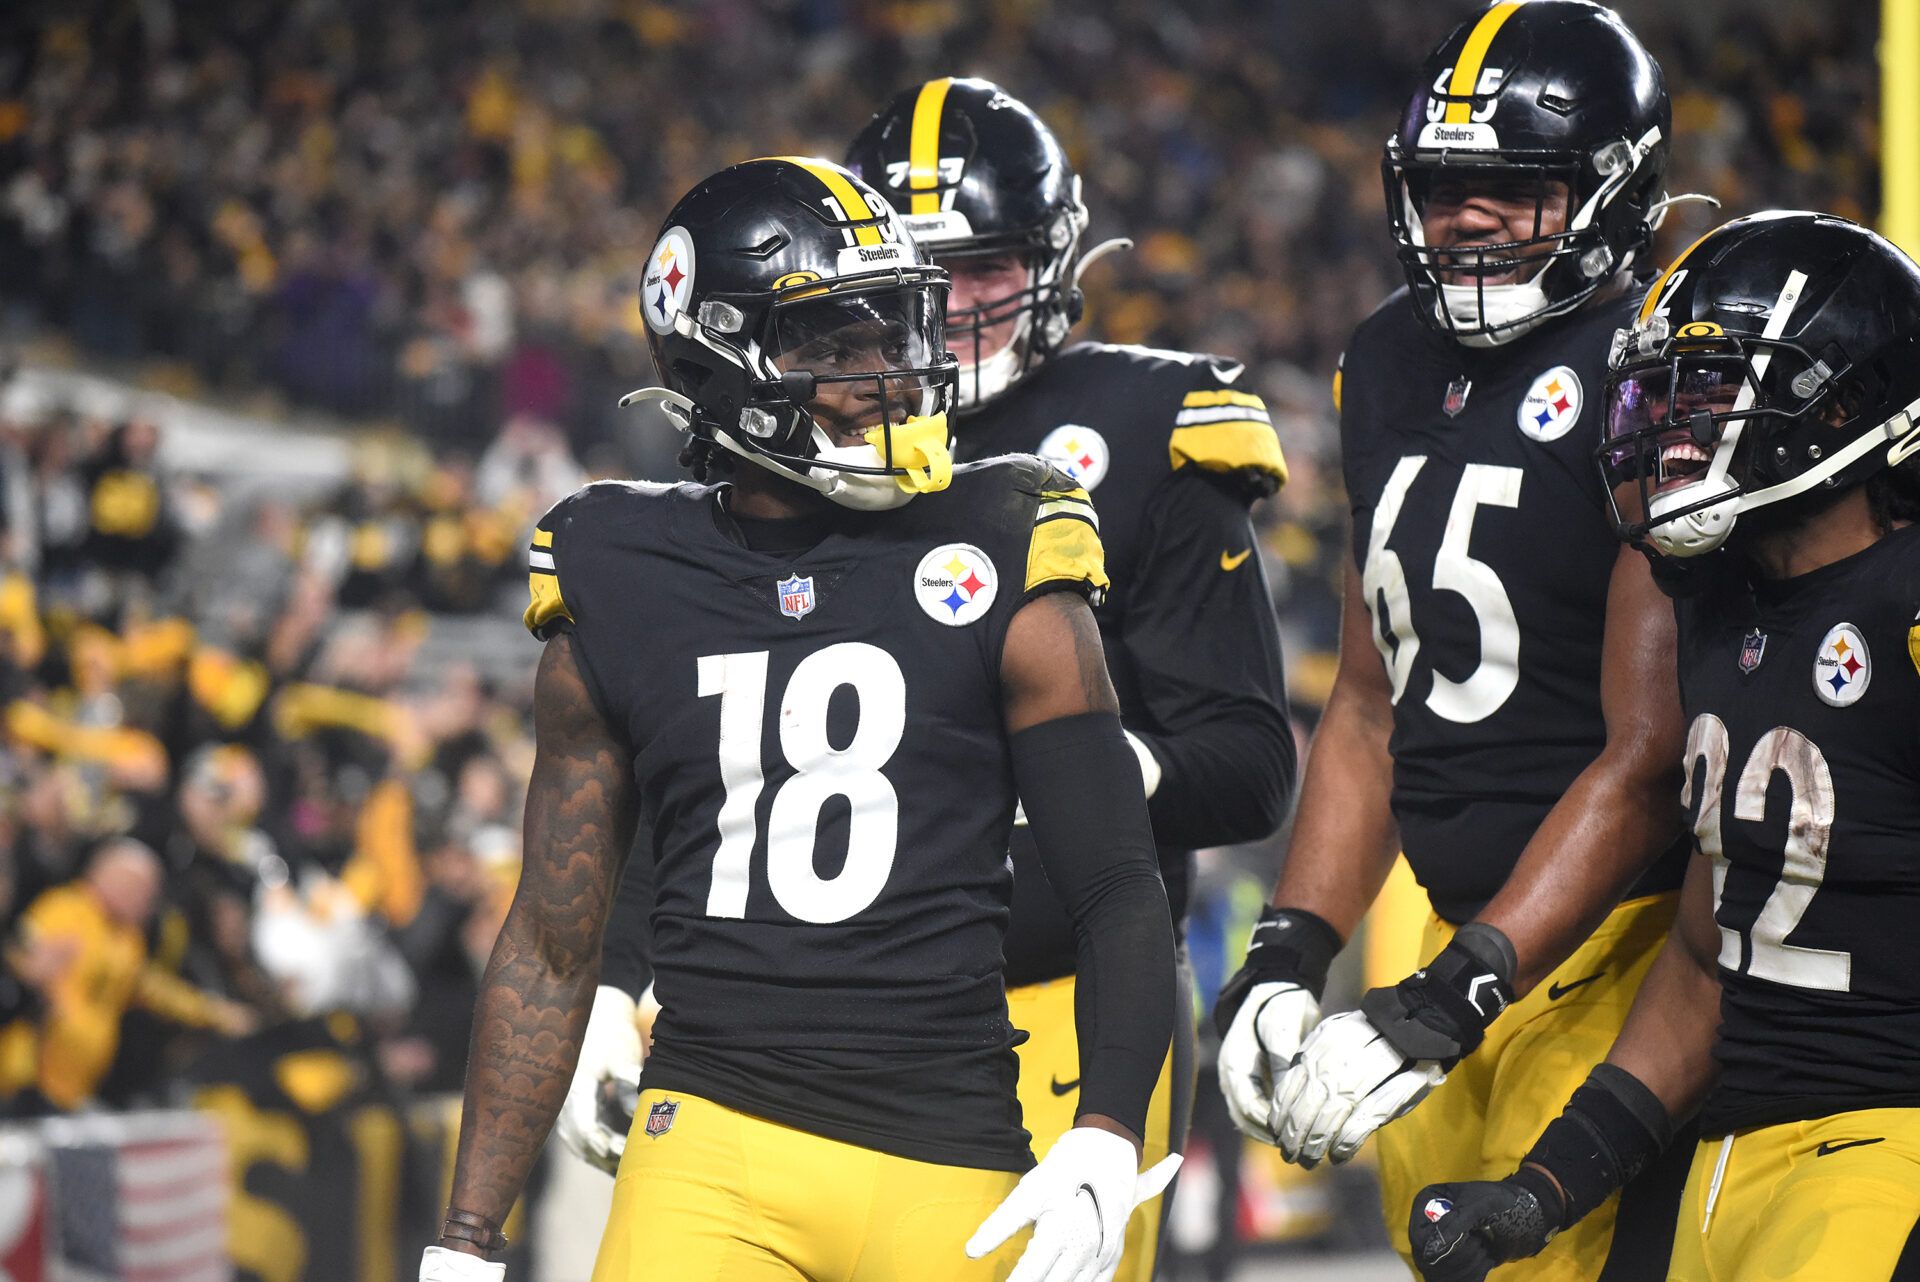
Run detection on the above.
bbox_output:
[597,829,654,998]
[1117,472,1296,848]
[1011,711,1176,1138]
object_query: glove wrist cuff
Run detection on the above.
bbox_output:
[1212,906,1340,1036]
[1520,1064,1671,1227]
[1361,922,1515,1067]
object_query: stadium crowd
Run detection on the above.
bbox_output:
[0,0,1880,1248]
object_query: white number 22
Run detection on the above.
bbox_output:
[1683,714,1850,993]
[1363,457,1523,724]
[698,643,905,924]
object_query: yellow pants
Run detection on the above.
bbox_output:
[1006,962,1193,1282]
[1376,894,1682,1280]
[1667,1109,1920,1281]
[593,1090,1021,1281]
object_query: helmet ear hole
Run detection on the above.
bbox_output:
[1064,287,1084,329]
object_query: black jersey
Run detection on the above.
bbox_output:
[524,457,1107,1171]
[952,342,1294,985]
[1340,289,1689,922]
[1676,526,1920,1134]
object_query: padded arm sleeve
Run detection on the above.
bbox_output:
[1011,711,1177,1137]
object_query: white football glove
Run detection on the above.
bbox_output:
[966,1127,1182,1282]
[1216,981,1320,1145]
[554,985,645,1175]
[1270,1009,1445,1168]
[420,1246,504,1281]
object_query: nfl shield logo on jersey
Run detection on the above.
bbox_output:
[1442,376,1472,418]
[777,574,816,621]
[1739,628,1767,674]
[645,1098,679,1139]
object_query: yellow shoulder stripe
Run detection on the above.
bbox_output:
[766,155,883,246]
[1445,3,1523,124]
[1026,510,1110,599]
[1182,388,1266,410]
[1027,485,1108,597]
[1170,420,1289,486]
[908,78,954,215]
[524,525,573,637]
[1332,366,1343,414]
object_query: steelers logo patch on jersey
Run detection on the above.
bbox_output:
[915,543,998,626]
[1813,622,1871,707]
[1036,425,1111,491]
[1517,365,1583,442]
[644,226,696,335]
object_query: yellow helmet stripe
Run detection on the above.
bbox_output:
[766,156,884,245]
[907,77,954,215]
[1637,228,1719,322]
[1444,2,1523,124]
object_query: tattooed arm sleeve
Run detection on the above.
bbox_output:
[445,632,639,1232]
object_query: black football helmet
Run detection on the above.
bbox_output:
[846,78,1125,411]
[626,157,958,510]
[1597,211,1920,556]
[1385,0,1672,346]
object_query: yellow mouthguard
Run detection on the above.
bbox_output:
[868,414,953,494]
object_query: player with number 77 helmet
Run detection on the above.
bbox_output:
[419,156,1179,1282]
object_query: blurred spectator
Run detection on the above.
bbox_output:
[12,838,253,1111]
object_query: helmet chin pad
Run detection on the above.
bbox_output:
[1644,474,1740,556]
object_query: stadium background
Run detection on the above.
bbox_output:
[0,1,1882,1279]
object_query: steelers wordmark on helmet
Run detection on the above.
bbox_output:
[915,543,998,626]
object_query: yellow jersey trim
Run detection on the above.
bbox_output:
[1169,421,1289,486]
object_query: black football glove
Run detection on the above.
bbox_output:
[1408,1167,1564,1282]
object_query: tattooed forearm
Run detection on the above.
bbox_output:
[447,633,638,1227]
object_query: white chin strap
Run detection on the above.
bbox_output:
[958,311,1032,411]
[1437,271,1555,349]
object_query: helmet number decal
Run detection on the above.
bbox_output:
[884,158,965,212]
[1649,268,1689,319]
[1426,66,1505,124]
[697,644,905,924]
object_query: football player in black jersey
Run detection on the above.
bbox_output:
[558,78,1295,1282]
[1406,211,1920,1282]
[1212,4,1703,1276]
[844,77,1296,1281]
[421,157,1179,1282]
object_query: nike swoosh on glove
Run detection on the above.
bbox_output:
[1407,1169,1563,1281]
[965,1127,1182,1282]
[1217,981,1319,1145]
[420,1247,505,1282]
[554,985,644,1175]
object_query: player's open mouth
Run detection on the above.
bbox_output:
[1658,439,1712,490]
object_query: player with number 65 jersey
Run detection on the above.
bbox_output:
[1213,5,1702,1278]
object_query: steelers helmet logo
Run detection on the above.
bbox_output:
[1813,622,1871,707]
[1037,425,1111,490]
[644,226,696,335]
[1517,365,1582,442]
[914,543,998,627]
